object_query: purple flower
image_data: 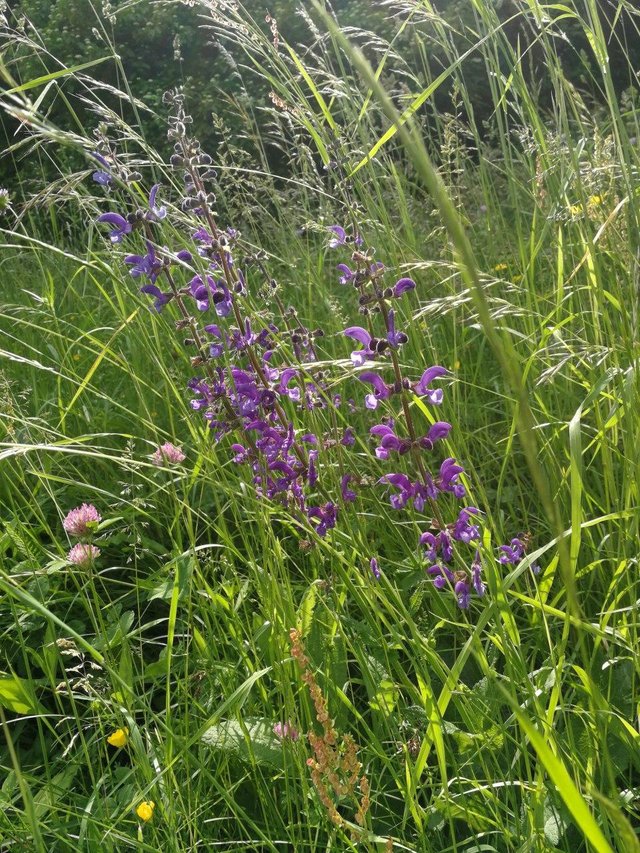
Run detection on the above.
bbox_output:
[125,241,163,283]
[392,277,416,297]
[370,557,381,580]
[385,309,408,348]
[438,458,465,498]
[359,371,391,410]
[97,212,132,243]
[344,327,375,365]
[67,543,100,567]
[212,281,233,317]
[370,424,410,459]
[417,421,452,450]
[307,502,338,537]
[340,474,357,502]
[92,170,112,186]
[427,563,454,590]
[453,507,481,543]
[328,225,347,248]
[139,284,173,312]
[413,366,448,404]
[151,442,186,466]
[419,530,453,562]
[379,473,413,509]
[499,538,525,564]
[63,503,101,537]
[341,427,355,447]
[277,368,301,402]
[91,151,113,186]
[273,721,299,741]
[204,324,226,357]
[337,263,355,285]
[148,183,167,221]
[454,578,471,609]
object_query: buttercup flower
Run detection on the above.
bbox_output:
[107,727,129,748]
[63,503,101,537]
[67,543,100,567]
[136,801,155,822]
[151,442,186,466]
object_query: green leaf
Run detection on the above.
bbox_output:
[0,675,44,716]
[2,57,113,95]
[201,717,284,769]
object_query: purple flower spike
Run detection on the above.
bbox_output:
[413,366,448,403]
[392,277,416,298]
[97,212,132,243]
[344,327,375,365]
[370,557,381,580]
[328,225,347,248]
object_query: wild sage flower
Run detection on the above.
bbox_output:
[96,212,132,243]
[67,543,100,567]
[63,503,101,537]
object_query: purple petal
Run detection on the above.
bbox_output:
[344,326,371,346]
[392,277,416,297]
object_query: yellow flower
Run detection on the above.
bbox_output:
[136,801,155,822]
[107,727,129,748]
[512,274,523,284]
[588,194,603,207]
[570,203,583,216]
[493,262,508,271]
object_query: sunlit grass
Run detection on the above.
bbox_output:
[1,1,639,851]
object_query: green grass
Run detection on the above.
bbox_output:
[1,1,639,851]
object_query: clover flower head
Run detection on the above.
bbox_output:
[107,727,129,748]
[136,801,155,822]
[67,543,101,568]
[151,442,186,466]
[273,720,299,741]
[63,503,101,537]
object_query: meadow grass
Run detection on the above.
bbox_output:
[0,1,639,850]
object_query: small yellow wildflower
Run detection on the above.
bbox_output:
[512,274,523,284]
[588,194,603,207]
[107,727,129,748]
[136,801,155,822]
[493,262,508,272]
[570,203,583,216]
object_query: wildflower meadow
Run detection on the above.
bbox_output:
[1,1,639,851]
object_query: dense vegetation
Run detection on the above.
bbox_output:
[1,1,639,851]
